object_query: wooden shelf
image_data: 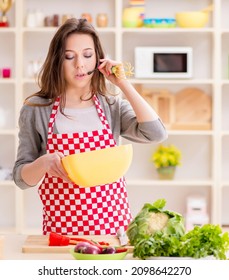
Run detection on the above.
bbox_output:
[1,0,229,233]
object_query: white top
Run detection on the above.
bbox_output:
[56,105,104,133]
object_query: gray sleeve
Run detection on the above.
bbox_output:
[119,98,168,143]
[13,99,50,190]
[99,95,167,144]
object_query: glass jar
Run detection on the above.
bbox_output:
[25,12,37,27]
[96,13,108,27]
[81,13,92,23]
[62,14,73,24]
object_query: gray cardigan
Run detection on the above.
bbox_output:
[13,94,167,189]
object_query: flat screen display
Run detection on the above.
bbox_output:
[153,53,187,73]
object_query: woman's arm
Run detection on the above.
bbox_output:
[98,59,168,143]
[98,59,161,122]
[13,100,71,189]
[20,152,71,186]
[117,79,159,122]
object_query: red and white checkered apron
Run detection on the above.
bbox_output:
[38,95,132,235]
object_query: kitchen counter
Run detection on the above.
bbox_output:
[1,233,229,260]
[1,234,135,260]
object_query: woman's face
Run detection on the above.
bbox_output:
[63,33,97,90]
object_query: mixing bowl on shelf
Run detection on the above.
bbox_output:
[175,11,209,28]
[175,4,213,28]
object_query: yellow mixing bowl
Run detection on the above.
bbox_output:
[175,11,209,28]
[62,144,133,187]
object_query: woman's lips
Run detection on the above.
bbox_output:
[75,73,86,79]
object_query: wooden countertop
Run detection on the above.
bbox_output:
[1,234,135,260]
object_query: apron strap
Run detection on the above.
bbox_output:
[47,97,60,136]
[93,95,111,130]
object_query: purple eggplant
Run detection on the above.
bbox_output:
[102,246,116,254]
[74,242,101,254]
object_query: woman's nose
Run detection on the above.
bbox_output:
[74,57,84,69]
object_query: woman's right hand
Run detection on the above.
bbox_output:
[21,152,72,186]
[44,152,72,183]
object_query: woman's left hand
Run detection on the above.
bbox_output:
[98,58,127,86]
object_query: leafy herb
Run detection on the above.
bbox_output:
[133,232,181,259]
[179,224,229,260]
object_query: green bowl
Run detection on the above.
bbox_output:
[70,248,127,260]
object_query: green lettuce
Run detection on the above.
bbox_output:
[179,224,229,259]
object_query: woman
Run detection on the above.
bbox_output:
[13,18,167,235]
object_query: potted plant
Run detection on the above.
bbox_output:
[150,144,182,180]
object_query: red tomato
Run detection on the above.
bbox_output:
[115,247,128,253]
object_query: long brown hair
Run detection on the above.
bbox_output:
[25,18,108,108]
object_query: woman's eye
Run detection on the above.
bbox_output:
[65,55,74,60]
[84,54,93,58]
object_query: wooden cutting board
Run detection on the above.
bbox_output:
[22,235,133,253]
[175,87,212,123]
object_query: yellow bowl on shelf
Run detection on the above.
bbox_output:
[175,11,209,28]
[62,144,133,187]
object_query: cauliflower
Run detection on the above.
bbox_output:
[126,199,185,246]
[146,212,169,234]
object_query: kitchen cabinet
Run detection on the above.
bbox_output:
[0,0,228,234]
